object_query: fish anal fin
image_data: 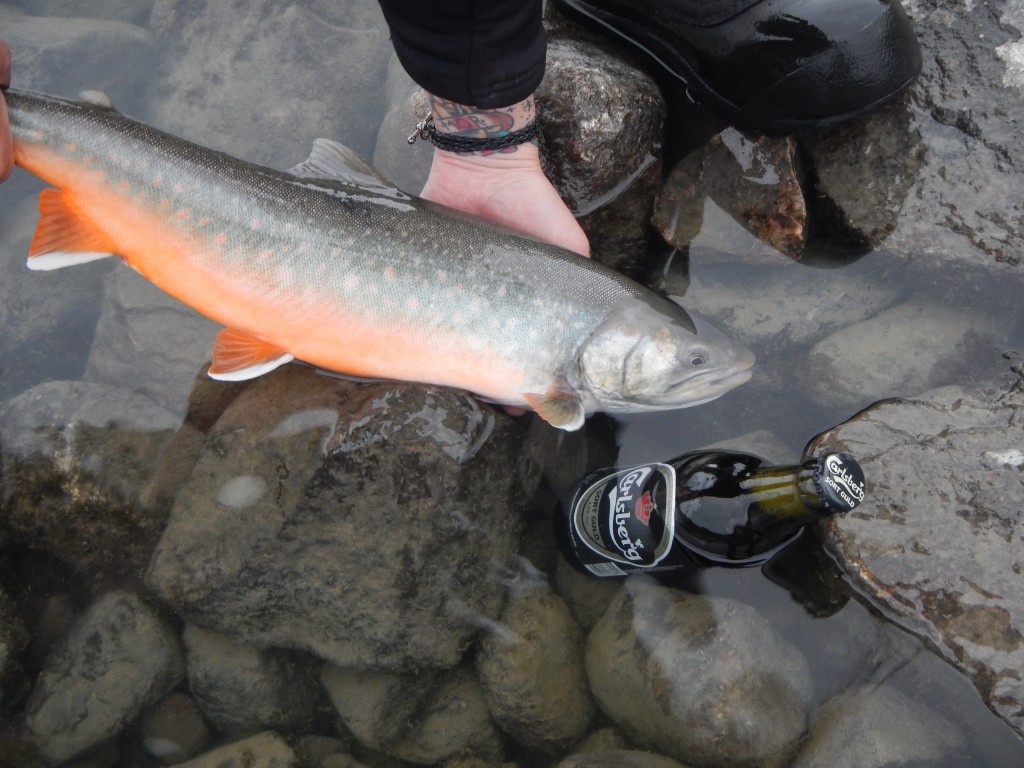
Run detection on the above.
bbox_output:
[208,328,294,381]
[523,389,586,432]
[26,188,118,271]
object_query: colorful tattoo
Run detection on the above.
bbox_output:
[428,96,536,155]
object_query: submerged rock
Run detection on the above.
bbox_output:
[0,11,154,101]
[320,664,442,751]
[139,692,213,765]
[83,270,222,419]
[791,683,967,768]
[586,577,813,767]
[324,662,503,765]
[0,380,201,583]
[387,669,504,765]
[182,624,323,738]
[173,731,296,768]
[25,590,184,764]
[147,366,546,671]
[0,584,29,711]
[476,561,594,751]
[556,751,691,768]
[148,0,392,166]
[810,377,1024,735]
[654,130,806,260]
[802,299,1001,412]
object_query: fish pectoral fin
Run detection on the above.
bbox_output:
[208,329,294,381]
[26,188,118,271]
[289,138,399,191]
[523,389,587,432]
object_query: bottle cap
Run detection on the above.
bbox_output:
[812,453,866,512]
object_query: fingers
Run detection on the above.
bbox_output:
[0,38,12,181]
[0,38,9,90]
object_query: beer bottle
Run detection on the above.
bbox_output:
[559,450,865,578]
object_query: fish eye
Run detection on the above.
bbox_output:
[688,353,707,367]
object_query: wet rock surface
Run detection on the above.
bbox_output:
[810,375,1024,734]
[146,366,543,671]
[1,0,1024,765]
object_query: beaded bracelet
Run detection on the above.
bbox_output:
[407,113,539,154]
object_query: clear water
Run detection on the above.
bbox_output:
[1,1,1023,765]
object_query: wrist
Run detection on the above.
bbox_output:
[409,94,539,156]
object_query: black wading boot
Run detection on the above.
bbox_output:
[556,0,922,134]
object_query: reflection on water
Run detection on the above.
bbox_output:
[1,1,1023,766]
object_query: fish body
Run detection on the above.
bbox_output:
[6,88,754,429]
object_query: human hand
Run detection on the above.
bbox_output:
[417,94,590,258]
[0,38,13,182]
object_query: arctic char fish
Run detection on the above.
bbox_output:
[6,88,754,430]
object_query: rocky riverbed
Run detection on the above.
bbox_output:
[1,0,1024,766]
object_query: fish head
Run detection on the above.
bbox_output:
[577,299,755,413]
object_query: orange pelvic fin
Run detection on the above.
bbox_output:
[208,328,295,381]
[523,387,586,431]
[26,188,118,271]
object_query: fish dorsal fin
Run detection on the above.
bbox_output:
[26,188,118,271]
[523,389,586,432]
[288,138,398,190]
[208,329,294,381]
[79,90,116,111]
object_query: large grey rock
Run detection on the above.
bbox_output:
[802,298,1002,412]
[476,562,594,751]
[586,577,813,768]
[810,377,1024,735]
[183,623,322,738]
[0,380,201,582]
[148,0,392,167]
[147,365,546,671]
[25,590,184,763]
[860,0,1024,269]
[537,29,664,274]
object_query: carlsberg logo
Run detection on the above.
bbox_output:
[825,455,865,508]
[606,466,653,561]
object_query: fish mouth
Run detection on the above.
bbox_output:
[653,364,754,407]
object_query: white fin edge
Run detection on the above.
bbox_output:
[26,252,114,271]
[208,353,295,382]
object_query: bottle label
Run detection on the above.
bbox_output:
[568,463,676,576]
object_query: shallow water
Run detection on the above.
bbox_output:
[1,1,1024,765]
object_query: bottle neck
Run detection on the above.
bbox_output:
[738,462,832,521]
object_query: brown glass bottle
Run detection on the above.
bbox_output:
[559,450,865,578]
